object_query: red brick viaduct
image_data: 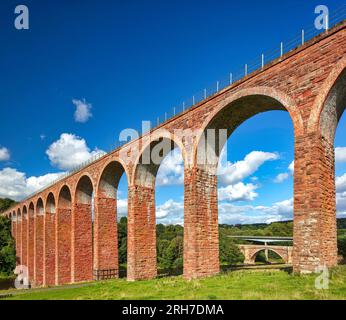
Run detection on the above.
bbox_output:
[2,21,346,287]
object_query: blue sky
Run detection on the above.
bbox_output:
[0,0,346,224]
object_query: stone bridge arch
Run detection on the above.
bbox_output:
[239,245,293,265]
[94,157,130,280]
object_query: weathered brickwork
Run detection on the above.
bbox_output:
[34,214,44,286]
[2,22,346,286]
[44,210,56,286]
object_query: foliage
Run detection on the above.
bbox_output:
[0,216,16,276]
[219,229,244,264]
[0,198,15,213]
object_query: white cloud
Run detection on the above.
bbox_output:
[218,182,258,202]
[156,149,184,186]
[0,167,63,201]
[336,173,346,194]
[288,161,294,174]
[0,147,10,161]
[218,150,279,185]
[156,199,184,221]
[46,133,105,170]
[274,173,289,183]
[218,198,293,225]
[117,198,128,218]
[73,99,92,123]
[335,147,346,163]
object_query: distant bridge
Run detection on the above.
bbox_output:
[230,236,293,265]
[238,244,293,265]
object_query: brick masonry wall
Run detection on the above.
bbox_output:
[94,196,118,275]
[127,185,157,281]
[44,212,56,286]
[72,203,93,283]
[28,215,35,282]
[56,208,71,285]
[35,215,44,286]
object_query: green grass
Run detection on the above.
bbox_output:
[2,266,346,300]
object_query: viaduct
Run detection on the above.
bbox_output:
[2,20,346,287]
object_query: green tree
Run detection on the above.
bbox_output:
[118,217,128,264]
[0,216,16,275]
[219,232,244,265]
[0,198,15,213]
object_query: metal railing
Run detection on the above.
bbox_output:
[8,5,346,209]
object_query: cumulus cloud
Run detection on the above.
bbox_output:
[156,149,184,186]
[288,161,294,174]
[274,161,294,183]
[46,133,105,171]
[218,182,258,202]
[156,199,184,221]
[0,147,10,161]
[218,150,279,185]
[0,167,63,201]
[73,99,92,123]
[336,173,346,194]
[274,173,289,183]
[117,198,128,218]
[336,147,346,163]
[218,198,293,225]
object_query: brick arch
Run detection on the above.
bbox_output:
[318,66,346,142]
[28,202,35,283]
[128,131,186,280]
[130,129,187,187]
[93,158,130,279]
[72,175,94,283]
[35,198,44,286]
[16,208,22,264]
[56,185,72,285]
[193,86,302,170]
[44,192,56,286]
[250,248,286,264]
[21,205,28,269]
[308,56,346,135]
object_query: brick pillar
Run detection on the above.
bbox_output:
[35,214,44,286]
[28,215,35,283]
[184,167,219,279]
[22,218,27,268]
[94,196,118,279]
[44,212,56,286]
[71,203,93,283]
[127,185,157,281]
[56,208,71,285]
[293,132,338,273]
[13,221,17,256]
[17,220,22,265]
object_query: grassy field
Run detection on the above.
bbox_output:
[1,266,346,300]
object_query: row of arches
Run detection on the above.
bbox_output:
[3,58,346,284]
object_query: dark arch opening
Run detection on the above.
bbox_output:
[75,176,94,282]
[132,137,185,279]
[28,202,35,281]
[46,193,56,214]
[57,185,72,285]
[36,198,44,216]
[35,198,44,286]
[44,192,56,286]
[253,249,285,264]
[97,161,128,279]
